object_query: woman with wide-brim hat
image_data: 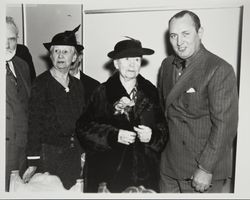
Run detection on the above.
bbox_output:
[76,38,168,192]
[24,26,86,189]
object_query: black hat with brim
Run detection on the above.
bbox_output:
[107,39,154,59]
[43,25,84,53]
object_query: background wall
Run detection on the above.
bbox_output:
[6,3,241,85]
[83,7,240,85]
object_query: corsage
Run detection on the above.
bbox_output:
[114,96,135,121]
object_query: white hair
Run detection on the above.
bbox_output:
[6,16,19,36]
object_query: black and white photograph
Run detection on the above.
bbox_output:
[1,0,250,199]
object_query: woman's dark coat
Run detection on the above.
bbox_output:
[76,72,167,192]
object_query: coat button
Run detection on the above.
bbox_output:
[184,104,188,108]
[182,141,186,145]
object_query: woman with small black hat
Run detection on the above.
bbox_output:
[76,38,168,192]
[24,26,86,189]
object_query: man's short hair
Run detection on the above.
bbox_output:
[169,10,201,32]
[6,16,19,36]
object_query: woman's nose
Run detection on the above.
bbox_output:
[58,52,64,58]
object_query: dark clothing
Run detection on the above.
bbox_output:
[16,44,36,83]
[76,72,167,192]
[6,56,31,191]
[158,44,238,192]
[79,71,100,105]
[26,70,85,189]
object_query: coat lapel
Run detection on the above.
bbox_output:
[166,64,196,108]
[105,72,129,105]
[105,72,156,120]
[12,56,30,97]
[166,45,206,108]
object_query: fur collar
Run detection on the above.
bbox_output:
[105,72,157,105]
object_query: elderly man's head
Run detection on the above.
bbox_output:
[6,16,18,61]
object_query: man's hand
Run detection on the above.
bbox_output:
[22,166,37,183]
[191,167,212,192]
[118,129,136,145]
[134,125,152,143]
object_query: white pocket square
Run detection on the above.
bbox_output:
[186,87,196,93]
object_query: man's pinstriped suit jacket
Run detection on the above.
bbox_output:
[158,44,238,180]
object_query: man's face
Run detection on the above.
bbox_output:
[6,24,17,61]
[50,46,77,70]
[169,14,203,60]
[70,54,82,71]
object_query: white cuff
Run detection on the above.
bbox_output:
[27,156,40,160]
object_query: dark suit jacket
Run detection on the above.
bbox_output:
[158,44,238,180]
[79,71,100,104]
[16,44,36,83]
[6,55,31,147]
[6,56,31,187]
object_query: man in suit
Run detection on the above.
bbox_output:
[158,10,238,193]
[16,44,36,83]
[5,16,31,191]
[69,52,100,105]
[69,51,99,191]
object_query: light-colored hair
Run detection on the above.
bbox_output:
[6,16,19,36]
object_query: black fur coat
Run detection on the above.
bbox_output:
[76,72,168,192]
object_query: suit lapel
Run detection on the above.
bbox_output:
[12,57,30,97]
[160,57,175,110]
[166,46,206,108]
[166,65,195,108]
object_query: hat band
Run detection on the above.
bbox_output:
[109,47,154,59]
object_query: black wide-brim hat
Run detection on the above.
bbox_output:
[107,37,154,59]
[43,25,84,53]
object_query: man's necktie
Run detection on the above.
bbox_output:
[6,61,17,85]
[173,56,186,70]
[173,56,186,83]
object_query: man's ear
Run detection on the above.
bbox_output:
[198,27,204,39]
[113,60,119,69]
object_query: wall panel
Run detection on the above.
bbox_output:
[83,7,240,85]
